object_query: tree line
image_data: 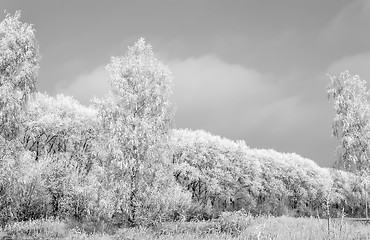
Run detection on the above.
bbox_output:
[1,11,370,229]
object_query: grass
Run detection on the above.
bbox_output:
[2,217,67,239]
[2,214,370,240]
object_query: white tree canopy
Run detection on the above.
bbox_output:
[0,11,40,140]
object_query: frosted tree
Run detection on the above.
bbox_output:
[0,11,40,141]
[94,38,179,225]
[328,70,370,218]
[328,71,370,173]
[0,11,40,225]
[23,93,98,164]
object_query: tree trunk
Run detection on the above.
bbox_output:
[128,168,138,227]
[366,182,368,219]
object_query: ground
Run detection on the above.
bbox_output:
[2,215,370,240]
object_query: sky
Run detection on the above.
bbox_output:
[2,0,370,167]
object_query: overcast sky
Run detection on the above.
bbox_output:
[3,0,370,167]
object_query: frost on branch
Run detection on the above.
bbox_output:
[328,70,370,174]
[0,11,40,140]
[94,38,188,226]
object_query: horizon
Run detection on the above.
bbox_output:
[4,0,370,167]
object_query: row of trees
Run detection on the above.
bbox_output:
[0,11,190,227]
[2,10,370,229]
[0,11,42,225]
[171,129,370,218]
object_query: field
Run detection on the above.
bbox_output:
[2,215,370,240]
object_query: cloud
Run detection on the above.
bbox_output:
[169,55,339,166]
[168,55,281,133]
[55,65,110,106]
[59,54,296,136]
[319,0,370,53]
[168,55,317,139]
[325,52,370,81]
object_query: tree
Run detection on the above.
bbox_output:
[0,11,40,225]
[94,38,178,226]
[23,93,98,165]
[0,10,40,141]
[327,70,370,218]
[328,70,370,173]
[171,129,247,215]
[22,93,100,218]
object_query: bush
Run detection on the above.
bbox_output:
[4,218,66,239]
[185,201,216,221]
[0,151,52,225]
[217,210,255,236]
[131,169,193,226]
[42,154,101,220]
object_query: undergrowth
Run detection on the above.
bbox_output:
[2,211,370,240]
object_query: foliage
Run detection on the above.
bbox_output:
[327,70,370,174]
[171,129,250,214]
[4,218,66,239]
[328,70,370,218]
[217,210,255,236]
[42,154,97,220]
[0,10,40,140]
[93,38,189,226]
[0,151,51,225]
[0,151,99,226]
[248,149,332,216]
[0,11,42,226]
[171,129,336,217]
[330,169,370,217]
[23,92,98,169]
[4,10,370,235]
[4,216,370,240]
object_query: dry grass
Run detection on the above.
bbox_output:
[2,214,370,240]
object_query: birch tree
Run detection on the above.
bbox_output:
[94,38,178,225]
[0,11,40,225]
[328,70,370,218]
[0,11,40,141]
[328,70,370,173]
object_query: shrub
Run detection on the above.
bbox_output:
[4,218,66,239]
[130,169,192,226]
[185,201,216,221]
[0,151,53,225]
[217,210,255,236]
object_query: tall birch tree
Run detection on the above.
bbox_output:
[327,70,370,174]
[94,38,175,225]
[328,70,370,218]
[0,10,40,225]
[0,11,40,141]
